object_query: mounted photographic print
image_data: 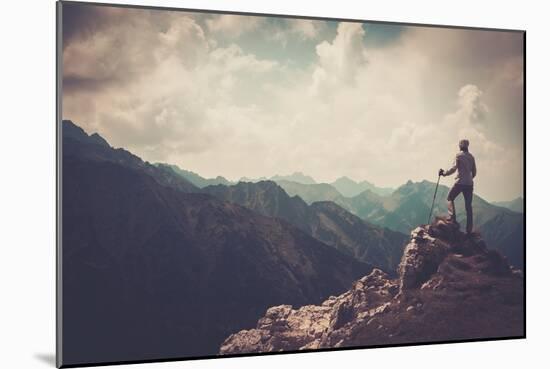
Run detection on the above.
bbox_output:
[56,1,526,367]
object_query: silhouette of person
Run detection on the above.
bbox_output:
[439,139,477,234]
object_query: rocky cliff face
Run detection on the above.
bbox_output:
[219,218,524,354]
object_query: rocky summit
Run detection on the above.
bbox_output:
[219,218,524,354]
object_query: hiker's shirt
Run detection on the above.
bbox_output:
[444,151,476,186]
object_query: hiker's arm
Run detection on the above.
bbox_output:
[443,157,457,176]
[472,157,477,178]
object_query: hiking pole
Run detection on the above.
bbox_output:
[427,173,441,224]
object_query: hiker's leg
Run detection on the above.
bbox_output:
[447,184,460,222]
[463,185,474,233]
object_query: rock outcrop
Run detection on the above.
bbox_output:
[219,218,524,354]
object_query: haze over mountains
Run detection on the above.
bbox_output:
[160,164,395,198]
[331,176,394,197]
[285,180,524,269]
[493,197,524,213]
[164,164,524,268]
[62,120,524,365]
[202,181,407,273]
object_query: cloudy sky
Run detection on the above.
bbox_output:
[62,3,524,202]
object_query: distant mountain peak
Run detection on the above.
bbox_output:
[333,176,373,185]
[331,176,392,198]
[334,176,355,183]
[270,172,317,185]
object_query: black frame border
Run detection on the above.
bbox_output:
[56,1,527,367]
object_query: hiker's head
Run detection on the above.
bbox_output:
[459,139,469,152]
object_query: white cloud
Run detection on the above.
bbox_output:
[272,19,325,46]
[63,13,281,164]
[209,44,278,73]
[443,84,496,157]
[205,14,263,37]
[455,84,489,124]
[291,20,320,39]
[156,16,209,66]
[311,22,368,95]
[63,10,524,201]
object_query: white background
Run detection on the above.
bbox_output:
[0,0,547,368]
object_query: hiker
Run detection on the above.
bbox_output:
[439,139,477,234]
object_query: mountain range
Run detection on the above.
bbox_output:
[61,120,525,364]
[202,181,408,273]
[62,120,372,365]
[160,166,394,197]
[160,167,523,270]
[268,179,524,268]
[151,158,524,269]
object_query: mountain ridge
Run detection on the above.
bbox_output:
[493,197,524,213]
[64,120,523,269]
[331,176,394,197]
[275,177,524,269]
[61,120,373,364]
[62,119,198,193]
[155,163,233,188]
[202,180,408,274]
